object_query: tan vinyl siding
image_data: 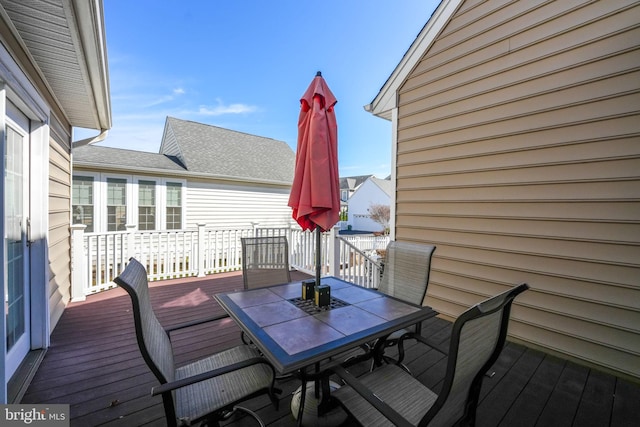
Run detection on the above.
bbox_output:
[48,117,72,330]
[394,0,640,379]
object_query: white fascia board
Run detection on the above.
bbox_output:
[67,0,112,130]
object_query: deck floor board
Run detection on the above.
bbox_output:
[20,271,640,427]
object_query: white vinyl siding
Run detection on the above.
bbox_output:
[72,171,293,231]
[347,178,391,233]
[186,180,292,229]
[393,0,640,379]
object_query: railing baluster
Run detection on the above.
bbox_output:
[78,226,389,295]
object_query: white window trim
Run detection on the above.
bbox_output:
[72,172,100,232]
[160,178,187,230]
[72,174,187,232]
[133,176,159,230]
[100,172,131,232]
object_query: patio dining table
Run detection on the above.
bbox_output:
[215,276,438,424]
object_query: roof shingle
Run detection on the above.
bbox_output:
[161,117,294,183]
[74,117,295,185]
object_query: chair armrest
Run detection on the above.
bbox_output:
[165,313,231,334]
[331,365,414,427]
[151,356,274,396]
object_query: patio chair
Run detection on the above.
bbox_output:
[114,257,279,427]
[371,241,436,369]
[331,283,529,427]
[241,236,291,289]
[239,236,295,377]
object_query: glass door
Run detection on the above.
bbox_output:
[5,103,31,379]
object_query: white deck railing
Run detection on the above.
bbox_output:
[70,224,389,300]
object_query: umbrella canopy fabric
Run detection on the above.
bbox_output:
[288,73,340,232]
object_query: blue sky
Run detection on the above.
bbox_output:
[76,1,441,178]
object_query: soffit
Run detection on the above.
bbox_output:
[0,0,111,130]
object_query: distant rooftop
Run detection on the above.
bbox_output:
[74,117,295,185]
[340,175,373,191]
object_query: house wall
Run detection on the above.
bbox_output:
[187,179,293,229]
[347,179,390,232]
[0,20,76,400]
[1,13,73,335]
[48,117,72,330]
[394,0,640,378]
[72,168,188,231]
[71,169,294,231]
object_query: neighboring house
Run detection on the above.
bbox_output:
[347,176,392,232]
[339,175,372,203]
[366,0,640,380]
[338,174,372,220]
[0,0,111,402]
[73,117,295,233]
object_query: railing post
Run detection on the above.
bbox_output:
[197,223,206,277]
[70,224,87,302]
[126,224,136,261]
[328,225,340,277]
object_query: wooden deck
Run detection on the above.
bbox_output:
[21,271,640,427]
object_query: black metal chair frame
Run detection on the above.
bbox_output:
[114,257,280,427]
[331,283,529,427]
[371,241,436,370]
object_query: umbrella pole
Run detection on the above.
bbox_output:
[316,225,321,286]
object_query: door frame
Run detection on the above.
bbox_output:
[0,42,51,403]
[4,104,32,379]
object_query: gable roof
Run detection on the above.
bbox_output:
[339,175,373,191]
[0,0,111,131]
[369,176,392,197]
[159,117,294,184]
[73,145,186,174]
[365,0,462,120]
[74,117,296,186]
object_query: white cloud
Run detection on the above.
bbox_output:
[197,99,257,116]
[145,87,186,107]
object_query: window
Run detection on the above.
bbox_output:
[341,189,348,201]
[166,182,182,230]
[72,176,94,232]
[138,180,156,230]
[107,178,127,231]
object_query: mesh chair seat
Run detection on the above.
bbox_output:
[241,236,291,289]
[377,241,436,305]
[175,345,274,423]
[114,258,279,427]
[332,364,437,427]
[332,283,529,427]
[373,241,436,369]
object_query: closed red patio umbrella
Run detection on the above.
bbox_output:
[288,71,340,285]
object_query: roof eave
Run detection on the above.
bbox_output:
[74,161,293,187]
[364,0,463,120]
[69,0,111,131]
[0,0,112,131]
